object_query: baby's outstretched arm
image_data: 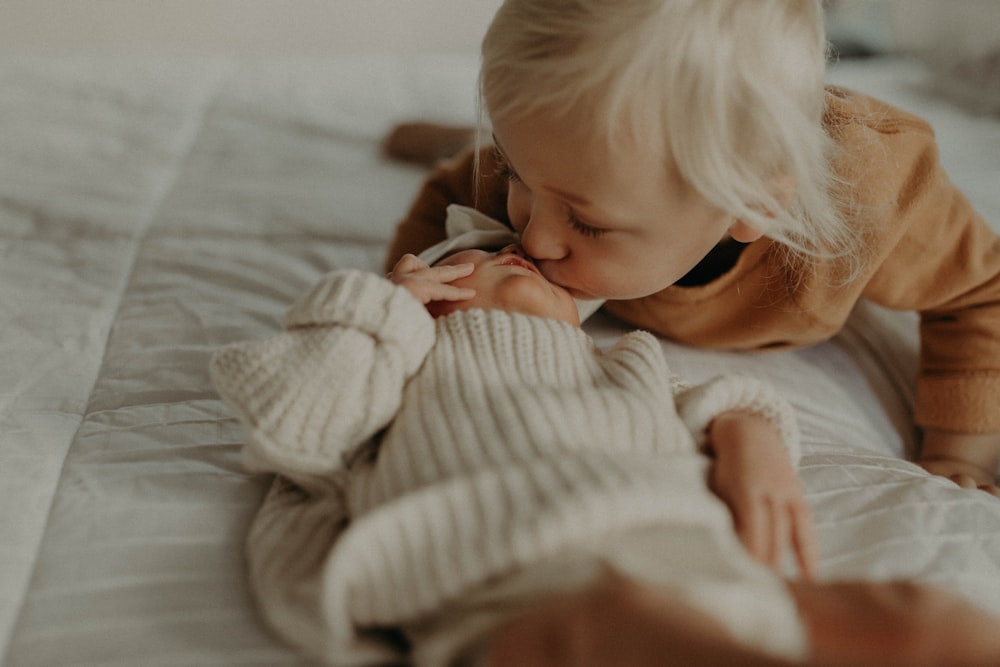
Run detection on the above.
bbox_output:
[706,411,818,580]
[388,253,475,305]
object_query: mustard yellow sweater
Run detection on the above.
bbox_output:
[384,88,1000,434]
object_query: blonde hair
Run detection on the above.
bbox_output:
[480,0,857,272]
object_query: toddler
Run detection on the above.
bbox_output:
[384,0,1000,495]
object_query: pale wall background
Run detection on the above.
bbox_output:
[0,1,996,57]
[0,1,500,56]
[827,0,1000,57]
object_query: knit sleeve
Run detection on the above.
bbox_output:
[210,270,436,487]
[674,374,801,465]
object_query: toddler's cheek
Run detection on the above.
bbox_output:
[506,191,531,236]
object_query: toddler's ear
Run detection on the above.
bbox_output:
[729,174,796,242]
[729,219,765,243]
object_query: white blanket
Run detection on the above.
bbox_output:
[2,54,999,665]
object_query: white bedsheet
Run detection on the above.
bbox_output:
[1,54,998,665]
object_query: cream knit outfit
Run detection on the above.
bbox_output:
[211,270,807,666]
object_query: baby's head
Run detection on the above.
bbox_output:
[480,1,851,299]
[428,244,581,326]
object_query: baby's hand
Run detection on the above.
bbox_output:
[706,412,818,580]
[918,430,1000,499]
[387,253,476,305]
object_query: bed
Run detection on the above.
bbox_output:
[2,51,999,665]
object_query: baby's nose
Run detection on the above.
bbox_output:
[498,243,527,258]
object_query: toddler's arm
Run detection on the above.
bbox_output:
[382,121,475,166]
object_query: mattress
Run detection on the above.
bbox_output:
[2,53,999,665]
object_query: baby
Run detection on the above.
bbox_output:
[211,218,1000,666]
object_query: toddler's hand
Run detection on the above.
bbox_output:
[918,429,1000,499]
[388,253,476,305]
[917,458,1000,498]
[707,412,818,580]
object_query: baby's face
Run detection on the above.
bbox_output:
[431,244,580,326]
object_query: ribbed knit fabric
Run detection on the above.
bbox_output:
[210,270,435,493]
[210,269,802,665]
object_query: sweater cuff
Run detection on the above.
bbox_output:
[286,269,435,372]
[916,372,1000,433]
[677,375,801,465]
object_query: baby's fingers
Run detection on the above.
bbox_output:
[391,253,429,276]
[735,500,772,569]
[430,262,475,281]
[767,497,787,571]
[790,501,819,581]
[432,284,476,302]
[741,497,818,579]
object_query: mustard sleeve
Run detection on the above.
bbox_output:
[857,117,1000,433]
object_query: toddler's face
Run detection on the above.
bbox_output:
[431,244,580,326]
[492,113,742,301]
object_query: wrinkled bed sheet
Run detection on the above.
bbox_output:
[1,55,999,666]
